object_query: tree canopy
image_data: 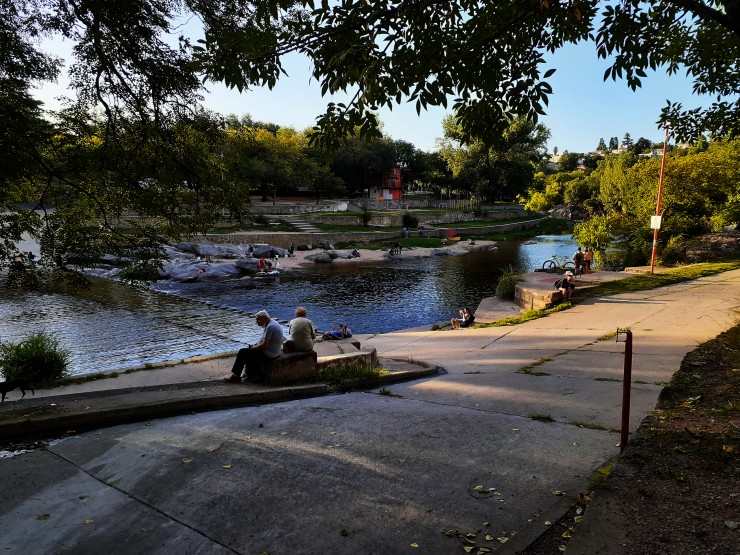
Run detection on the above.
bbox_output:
[191,0,740,146]
[3,0,740,282]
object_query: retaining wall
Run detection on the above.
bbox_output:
[197,216,549,248]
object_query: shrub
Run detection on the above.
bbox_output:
[495,265,524,300]
[402,212,419,228]
[597,250,627,271]
[472,205,489,218]
[660,235,688,266]
[0,331,71,384]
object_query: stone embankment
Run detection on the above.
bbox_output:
[199,216,549,249]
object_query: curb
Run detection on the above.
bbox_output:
[0,384,332,442]
[0,365,439,443]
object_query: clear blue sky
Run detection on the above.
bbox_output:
[33,37,709,154]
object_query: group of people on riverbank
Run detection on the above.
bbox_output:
[224,306,352,384]
[572,246,593,275]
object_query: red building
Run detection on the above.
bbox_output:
[380,167,402,200]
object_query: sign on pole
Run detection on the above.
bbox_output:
[650,215,662,230]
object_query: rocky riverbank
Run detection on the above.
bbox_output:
[89,240,499,282]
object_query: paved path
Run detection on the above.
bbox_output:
[1,270,739,554]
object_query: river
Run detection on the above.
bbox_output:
[0,235,578,376]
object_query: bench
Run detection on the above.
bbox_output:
[261,351,318,385]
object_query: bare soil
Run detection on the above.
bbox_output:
[524,324,740,554]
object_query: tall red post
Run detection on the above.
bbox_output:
[649,127,670,273]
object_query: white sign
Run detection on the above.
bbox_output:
[650,215,662,229]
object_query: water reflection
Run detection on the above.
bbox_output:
[0,235,578,376]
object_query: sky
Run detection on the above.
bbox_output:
[33,34,709,155]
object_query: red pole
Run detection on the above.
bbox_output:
[620,330,633,453]
[649,127,670,273]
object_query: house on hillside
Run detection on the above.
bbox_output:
[375,167,402,200]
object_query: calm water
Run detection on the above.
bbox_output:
[0,235,577,376]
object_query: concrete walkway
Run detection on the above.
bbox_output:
[1,269,739,554]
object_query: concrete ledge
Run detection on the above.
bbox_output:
[516,282,562,310]
[318,347,378,372]
[263,351,318,386]
[0,384,332,442]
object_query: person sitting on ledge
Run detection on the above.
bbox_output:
[283,306,316,353]
[451,307,475,329]
[558,271,576,300]
[224,310,284,383]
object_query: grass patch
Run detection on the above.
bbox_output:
[519,357,552,376]
[594,377,622,382]
[435,216,536,229]
[312,223,404,233]
[335,237,445,250]
[378,387,402,397]
[596,331,617,342]
[529,413,555,422]
[569,421,615,432]
[587,459,617,491]
[579,260,740,301]
[319,363,387,387]
[207,222,297,233]
[478,303,572,329]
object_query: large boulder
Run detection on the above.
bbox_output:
[235,258,261,272]
[163,261,239,281]
[215,244,247,258]
[252,245,287,259]
[173,242,222,258]
[305,251,333,263]
[332,250,360,259]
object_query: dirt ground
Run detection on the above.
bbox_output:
[524,325,740,554]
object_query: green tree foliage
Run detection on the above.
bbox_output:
[329,135,397,196]
[608,137,619,151]
[557,151,579,172]
[191,1,740,146]
[574,139,740,264]
[439,115,550,202]
[632,137,653,154]
[4,0,740,281]
[597,138,607,151]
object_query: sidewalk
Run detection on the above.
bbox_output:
[1,268,739,554]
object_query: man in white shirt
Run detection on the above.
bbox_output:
[224,310,284,383]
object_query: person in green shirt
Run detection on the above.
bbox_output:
[283,306,316,353]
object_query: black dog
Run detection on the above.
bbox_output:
[0,379,35,402]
